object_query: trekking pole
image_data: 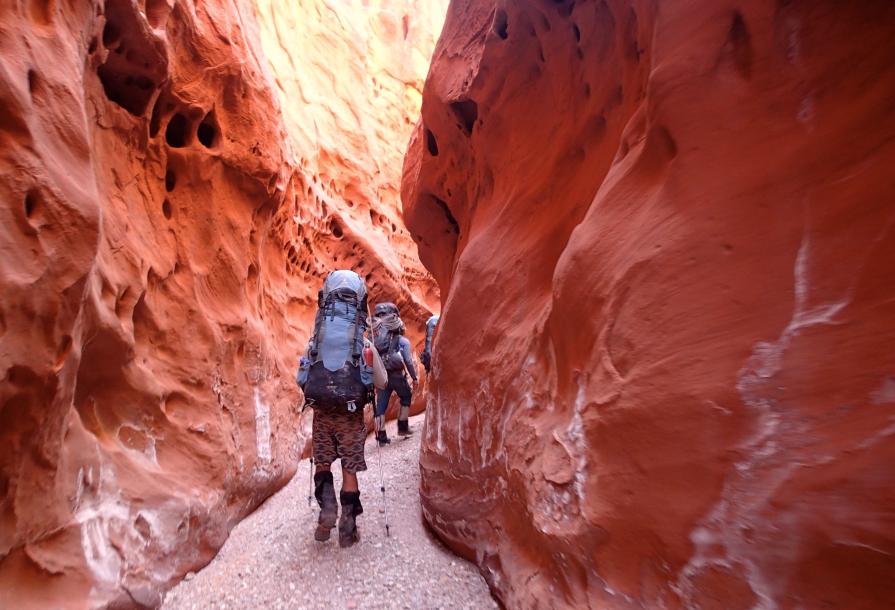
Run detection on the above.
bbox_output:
[307,456,314,507]
[302,399,315,508]
[371,393,391,538]
[367,309,390,537]
[376,438,390,537]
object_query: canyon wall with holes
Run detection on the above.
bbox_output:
[0,0,442,607]
[404,1,895,608]
[253,0,445,419]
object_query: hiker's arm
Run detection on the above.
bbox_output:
[399,337,418,381]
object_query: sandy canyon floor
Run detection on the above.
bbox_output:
[163,414,496,610]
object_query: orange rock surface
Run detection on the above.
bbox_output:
[0,0,442,607]
[404,1,895,608]
[254,0,444,420]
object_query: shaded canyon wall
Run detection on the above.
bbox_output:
[403,1,895,608]
[0,0,443,607]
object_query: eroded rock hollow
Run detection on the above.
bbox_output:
[0,0,443,607]
[404,1,895,608]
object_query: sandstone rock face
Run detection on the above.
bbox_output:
[255,0,443,333]
[404,1,895,608]
[254,0,444,419]
[0,0,442,607]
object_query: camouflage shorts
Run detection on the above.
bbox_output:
[312,408,367,473]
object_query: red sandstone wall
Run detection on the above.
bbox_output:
[254,0,446,420]
[404,1,895,608]
[0,0,441,607]
[254,0,443,338]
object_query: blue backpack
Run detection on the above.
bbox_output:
[297,270,373,412]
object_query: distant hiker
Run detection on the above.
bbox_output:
[372,302,418,444]
[296,270,374,547]
[420,313,440,374]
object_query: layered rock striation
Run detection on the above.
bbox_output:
[0,0,442,607]
[404,1,895,608]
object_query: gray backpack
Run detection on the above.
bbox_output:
[373,302,405,373]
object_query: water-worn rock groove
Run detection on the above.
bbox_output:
[163,415,496,609]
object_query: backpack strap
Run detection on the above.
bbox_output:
[309,289,324,360]
[349,293,364,363]
[390,332,401,356]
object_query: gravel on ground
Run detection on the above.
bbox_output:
[163,414,498,610]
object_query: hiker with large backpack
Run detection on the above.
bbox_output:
[372,302,418,445]
[420,313,439,374]
[296,270,377,547]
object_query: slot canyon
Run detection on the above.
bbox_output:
[2,0,894,609]
[1,0,443,606]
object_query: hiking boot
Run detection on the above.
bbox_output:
[397,419,413,437]
[376,430,391,445]
[338,491,363,548]
[314,471,338,542]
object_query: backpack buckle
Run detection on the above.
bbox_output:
[346,400,357,413]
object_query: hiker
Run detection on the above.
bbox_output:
[296,270,374,547]
[372,302,418,444]
[420,313,440,374]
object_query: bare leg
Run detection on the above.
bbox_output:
[342,470,358,492]
[315,462,331,474]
